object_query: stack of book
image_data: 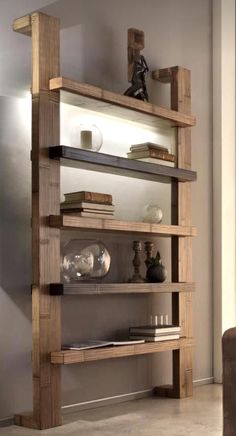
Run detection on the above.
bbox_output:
[60,191,114,219]
[129,324,180,342]
[127,142,176,166]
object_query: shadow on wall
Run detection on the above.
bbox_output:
[0,96,33,418]
[0,96,31,317]
[39,0,171,104]
[38,0,122,89]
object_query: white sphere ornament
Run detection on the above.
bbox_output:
[143,204,163,223]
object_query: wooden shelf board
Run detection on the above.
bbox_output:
[13,15,32,36]
[152,68,173,83]
[49,215,197,237]
[50,282,195,295]
[14,413,37,429]
[51,338,195,365]
[49,77,196,128]
[49,146,196,183]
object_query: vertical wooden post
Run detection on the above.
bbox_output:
[14,13,61,429]
[153,66,193,398]
[127,28,145,82]
[171,66,193,398]
[31,12,61,429]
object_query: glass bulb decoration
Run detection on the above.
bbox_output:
[143,204,163,223]
[70,123,103,151]
[61,239,111,283]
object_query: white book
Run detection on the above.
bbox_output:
[61,211,114,219]
[130,325,181,335]
[61,208,114,215]
[129,334,180,342]
[62,339,145,351]
[74,211,114,219]
[134,157,175,167]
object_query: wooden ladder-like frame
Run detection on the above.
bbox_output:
[13,12,194,430]
[153,66,193,399]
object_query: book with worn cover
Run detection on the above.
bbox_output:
[60,201,115,211]
[64,191,113,204]
[129,325,181,335]
[127,149,175,162]
[62,339,145,351]
[61,211,114,219]
[130,142,169,153]
[61,208,114,215]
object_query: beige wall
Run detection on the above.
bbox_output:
[0,0,212,420]
[213,0,236,383]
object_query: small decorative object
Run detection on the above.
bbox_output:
[124,28,149,101]
[143,204,163,223]
[70,123,103,151]
[150,314,168,326]
[128,241,145,283]
[61,239,111,282]
[145,250,167,283]
[144,241,154,262]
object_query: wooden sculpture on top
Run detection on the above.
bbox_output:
[124,28,149,101]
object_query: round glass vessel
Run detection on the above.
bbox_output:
[70,123,103,151]
[61,239,111,282]
[143,204,163,223]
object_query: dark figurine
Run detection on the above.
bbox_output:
[124,28,149,102]
[145,250,167,283]
[124,54,149,101]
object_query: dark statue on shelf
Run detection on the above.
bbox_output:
[124,28,149,102]
[145,248,167,283]
[124,54,149,101]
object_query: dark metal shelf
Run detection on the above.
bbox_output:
[49,146,197,183]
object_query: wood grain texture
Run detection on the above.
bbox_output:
[128,28,144,82]
[50,282,196,295]
[49,76,196,127]
[49,214,197,237]
[14,413,38,429]
[13,8,196,423]
[152,67,173,83]
[169,66,194,399]
[51,338,195,365]
[30,13,61,429]
[13,15,31,36]
[49,146,197,183]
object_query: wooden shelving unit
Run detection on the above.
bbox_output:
[49,282,195,295]
[49,215,197,236]
[51,338,195,365]
[13,12,197,430]
[49,76,196,128]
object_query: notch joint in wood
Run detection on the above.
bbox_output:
[49,283,64,295]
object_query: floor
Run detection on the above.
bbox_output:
[0,384,222,436]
